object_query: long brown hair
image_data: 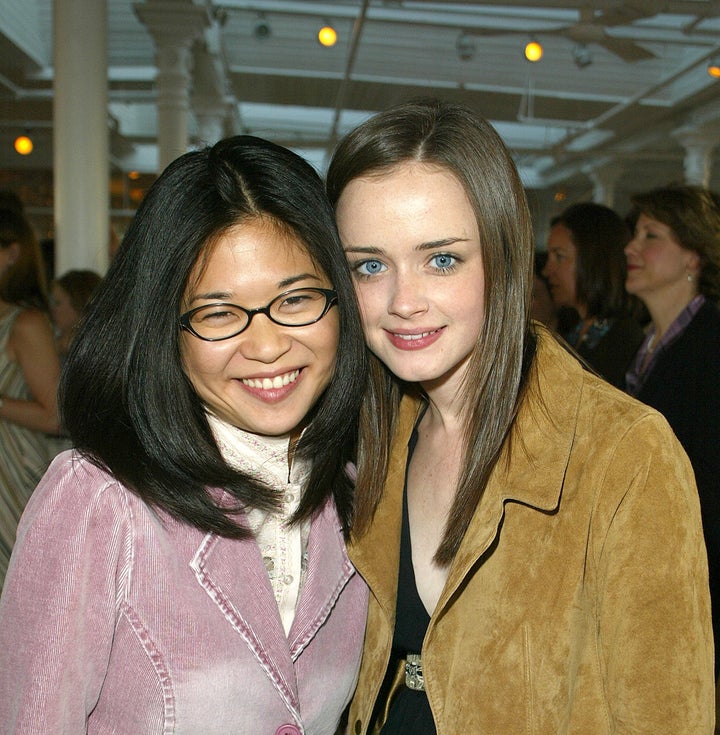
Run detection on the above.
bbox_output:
[327,98,535,564]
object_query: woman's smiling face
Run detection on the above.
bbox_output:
[180,218,339,437]
[335,161,485,395]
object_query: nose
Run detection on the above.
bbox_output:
[388,271,429,319]
[236,313,292,363]
[624,237,637,257]
[541,260,553,279]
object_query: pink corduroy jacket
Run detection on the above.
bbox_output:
[0,452,368,734]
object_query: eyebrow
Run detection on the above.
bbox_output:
[344,237,469,255]
[190,272,322,303]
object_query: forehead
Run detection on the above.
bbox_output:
[337,161,477,242]
[187,218,325,296]
[636,212,669,229]
[548,222,575,249]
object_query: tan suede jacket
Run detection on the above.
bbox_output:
[348,329,715,734]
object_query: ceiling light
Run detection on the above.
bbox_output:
[14,133,33,155]
[317,22,337,47]
[456,31,476,62]
[708,58,720,79]
[253,13,271,41]
[572,43,592,69]
[524,39,543,63]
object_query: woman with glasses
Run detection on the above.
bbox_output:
[0,136,369,734]
[327,99,714,734]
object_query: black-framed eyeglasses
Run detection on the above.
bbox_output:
[179,287,338,342]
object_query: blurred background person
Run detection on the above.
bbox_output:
[0,208,60,588]
[50,269,103,359]
[543,201,645,388]
[530,252,559,331]
[624,184,720,696]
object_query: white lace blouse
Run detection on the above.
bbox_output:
[208,413,311,636]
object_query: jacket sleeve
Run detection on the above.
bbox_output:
[0,455,130,734]
[592,413,715,734]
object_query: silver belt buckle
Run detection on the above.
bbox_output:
[404,653,425,691]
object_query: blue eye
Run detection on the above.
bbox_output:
[354,259,387,276]
[431,253,457,270]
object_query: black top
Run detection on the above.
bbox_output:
[568,315,645,388]
[381,425,436,735]
[631,300,720,676]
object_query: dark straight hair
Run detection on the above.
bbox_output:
[60,135,367,536]
[550,202,635,319]
[327,98,536,564]
[0,207,48,310]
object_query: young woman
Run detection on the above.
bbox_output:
[0,135,368,734]
[624,184,720,693]
[326,99,714,734]
[542,202,645,387]
[0,208,60,588]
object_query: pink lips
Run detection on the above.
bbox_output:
[386,327,443,351]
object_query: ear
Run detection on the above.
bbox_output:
[685,249,701,277]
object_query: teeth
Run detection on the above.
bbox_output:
[242,370,299,390]
[395,331,435,341]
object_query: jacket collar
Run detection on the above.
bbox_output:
[349,327,584,622]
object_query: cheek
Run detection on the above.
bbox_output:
[352,283,382,326]
[180,337,219,386]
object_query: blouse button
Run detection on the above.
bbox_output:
[275,725,301,735]
[282,574,294,585]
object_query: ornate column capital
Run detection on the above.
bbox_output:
[134,1,209,49]
[672,122,720,187]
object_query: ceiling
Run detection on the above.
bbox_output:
[1,0,720,216]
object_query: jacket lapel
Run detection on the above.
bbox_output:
[349,399,422,626]
[190,529,301,717]
[288,498,356,658]
[441,329,582,612]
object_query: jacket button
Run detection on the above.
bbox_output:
[354,720,362,734]
[275,726,301,735]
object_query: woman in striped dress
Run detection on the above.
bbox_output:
[0,208,60,587]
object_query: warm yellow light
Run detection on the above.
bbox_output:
[708,61,720,79]
[128,170,141,180]
[525,40,543,62]
[318,25,337,47]
[14,135,33,155]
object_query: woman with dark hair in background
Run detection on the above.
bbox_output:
[50,269,103,358]
[624,184,720,712]
[0,208,59,588]
[542,201,645,387]
[0,135,368,733]
[327,98,713,734]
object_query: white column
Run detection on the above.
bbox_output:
[192,26,230,147]
[586,162,623,209]
[673,124,720,187]
[194,104,227,146]
[53,0,109,275]
[134,1,208,172]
